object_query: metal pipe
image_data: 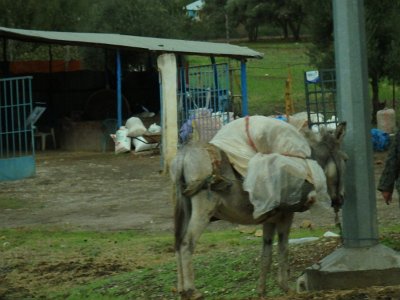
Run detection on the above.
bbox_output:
[240,59,248,116]
[116,50,122,127]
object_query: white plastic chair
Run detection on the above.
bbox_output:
[34,127,56,151]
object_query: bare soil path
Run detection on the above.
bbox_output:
[0,151,173,232]
[1,150,398,232]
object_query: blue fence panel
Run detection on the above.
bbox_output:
[304,69,337,130]
[0,76,35,180]
[177,63,232,143]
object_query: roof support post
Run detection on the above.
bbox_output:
[157,53,178,172]
[297,0,400,291]
[210,56,219,102]
[116,50,122,127]
[240,59,248,116]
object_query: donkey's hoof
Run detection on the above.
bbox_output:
[180,289,203,300]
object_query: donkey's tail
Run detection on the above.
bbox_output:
[170,150,192,251]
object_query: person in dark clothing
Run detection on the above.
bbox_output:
[378,130,400,205]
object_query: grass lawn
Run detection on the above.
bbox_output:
[189,40,398,120]
[1,225,400,299]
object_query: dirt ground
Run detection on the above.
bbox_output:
[1,149,400,299]
[0,150,173,232]
[1,150,399,232]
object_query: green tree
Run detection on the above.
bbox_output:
[306,0,400,122]
[226,0,266,41]
[261,0,307,40]
[0,0,190,67]
[219,0,307,41]
[365,0,400,117]
[79,0,190,70]
[305,0,334,68]
[89,0,187,38]
[0,0,90,61]
[200,0,231,40]
[0,0,88,31]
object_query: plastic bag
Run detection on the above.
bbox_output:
[125,117,147,137]
[133,136,158,153]
[371,128,390,151]
[114,126,131,154]
[148,123,161,134]
[243,153,329,218]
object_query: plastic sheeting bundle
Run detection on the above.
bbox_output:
[209,116,329,218]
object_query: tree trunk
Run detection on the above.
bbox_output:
[247,24,258,42]
[282,21,289,40]
[288,21,301,41]
[225,13,230,43]
[370,75,385,124]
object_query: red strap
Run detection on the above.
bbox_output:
[245,116,258,152]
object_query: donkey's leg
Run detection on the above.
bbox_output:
[276,212,294,292]
[258,222,276,297]
[175,185,191,294]
[176,246,185,294]
[179,191,217,299]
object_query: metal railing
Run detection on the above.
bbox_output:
[0,76,34,158]
[177,63,233,142]
[304,69,337,129]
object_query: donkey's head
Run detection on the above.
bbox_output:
[306,122,347,211]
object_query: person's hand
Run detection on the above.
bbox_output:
[381,191,393,205]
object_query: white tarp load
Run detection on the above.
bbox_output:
[209,115,329,218]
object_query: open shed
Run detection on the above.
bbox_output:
[0,26,262,179]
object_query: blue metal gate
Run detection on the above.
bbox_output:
[304,69,337,129]
[177,63,233,142]
[0,76,36,181]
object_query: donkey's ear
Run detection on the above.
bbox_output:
[335,121,346,144]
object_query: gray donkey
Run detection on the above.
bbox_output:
[170,120,347,299]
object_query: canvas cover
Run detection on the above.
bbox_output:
[209,116,329,218]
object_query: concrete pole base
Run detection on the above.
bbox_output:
[297,244,400,292]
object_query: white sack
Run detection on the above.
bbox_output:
[209,115,329,218]
[114,126,131,153]
[133,136,158,152]
[244,153,329,218]
[210,116,310,176]
[125,117,147,137]
[292,111,325,124]
[148,123,162,134]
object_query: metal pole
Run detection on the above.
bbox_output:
[299,2,400,291]
[240,59,248,116]
[210,56,219,111]
[116,50,122,128]
[333,0,379,248]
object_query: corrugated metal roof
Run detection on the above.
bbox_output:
[0,27,263,59]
